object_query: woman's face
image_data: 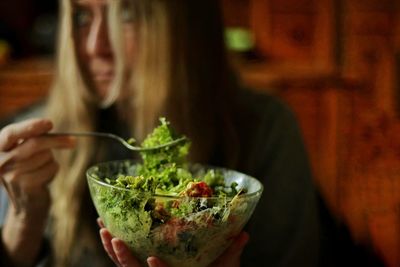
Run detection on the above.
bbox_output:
[72,0,136,100]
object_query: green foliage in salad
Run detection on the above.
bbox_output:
[138,118,193,196]
[105,117,241,198]
[140,117,190,169]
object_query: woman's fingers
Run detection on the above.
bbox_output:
[99,225,169,267]
[8,150,53,174]
[111,238,142,267]
[0,119,74,173]
[100,228,143,267]
[1,159,57,215]
[97,217,105,228]
[3,159,59,195]
[0,119,53,151]
[9,135,76,162]
[147,256,168,267]
[0,140,73,213]
[211,232,249,267]
[0,135,76,192]
[100,228,120,265]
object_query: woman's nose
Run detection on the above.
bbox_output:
[86,16,112,57]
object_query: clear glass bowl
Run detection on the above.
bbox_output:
[87,160,263,267]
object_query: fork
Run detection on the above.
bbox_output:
[47,132,187,151]
[0,132,186,213]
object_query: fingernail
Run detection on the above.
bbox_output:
[97,217,105,228]
[39,119,53,130]
[99,229,106,242]
[147,257,159,267]
[60,137,77,147]
[112,239,123,253]
[43,120,53,127]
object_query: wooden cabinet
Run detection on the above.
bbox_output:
[343,0,398,113]
[0,58,52,119]
[249,0,336,70]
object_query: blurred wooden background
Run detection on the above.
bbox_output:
[0,58,52,116]
[1,0,400,266]
[222,0,400,266]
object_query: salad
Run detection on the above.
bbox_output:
[108,118,243,198]
[87,118,262,267]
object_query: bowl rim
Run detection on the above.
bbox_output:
[86,159,264,200]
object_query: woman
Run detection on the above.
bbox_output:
[0,0,321,266]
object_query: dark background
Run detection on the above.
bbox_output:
[0,0,58,57]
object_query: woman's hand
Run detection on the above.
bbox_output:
[98,218,249,267]
[0,118,76,267]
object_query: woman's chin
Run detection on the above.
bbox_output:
[94,82,112,100]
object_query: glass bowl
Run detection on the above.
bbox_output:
[87,160,263,267]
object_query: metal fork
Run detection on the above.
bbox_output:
[47,132,187,151]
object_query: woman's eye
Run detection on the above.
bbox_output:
[121,8,135,23]
[73,9,92,27]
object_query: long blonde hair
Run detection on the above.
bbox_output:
[47,0,239,266]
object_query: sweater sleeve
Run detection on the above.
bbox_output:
[1,185,51,267]
[241,96,320,267]
[0,187,8,226]
[0,187,11,265]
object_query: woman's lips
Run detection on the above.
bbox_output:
[93,71,114,82]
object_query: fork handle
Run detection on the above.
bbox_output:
[47,132,109,137]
